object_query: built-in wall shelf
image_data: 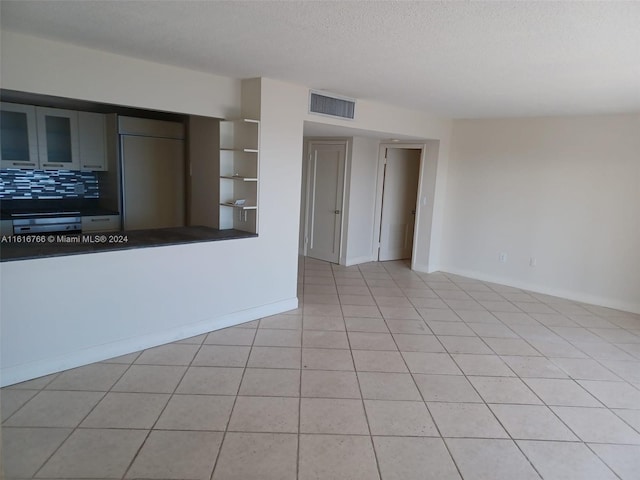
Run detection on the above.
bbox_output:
[220,202,258,210]
[219,118,259,233]
[220,148,259,153]
[220,175,258,182]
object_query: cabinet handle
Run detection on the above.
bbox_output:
[44,163,65,168]
[11,162,36,167]
[83,164,103,168]
[90,218,110,222]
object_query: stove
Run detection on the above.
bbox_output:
[11,212,82,235]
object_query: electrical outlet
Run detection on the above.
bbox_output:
[529,257,537,267]
[499,252,508,263]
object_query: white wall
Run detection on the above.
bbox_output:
[0,31,241,118]
[413,139,443,272]
[1,241,297,384]
[259,78,306,279]
[0,31,452,385]
[442,114,640,313]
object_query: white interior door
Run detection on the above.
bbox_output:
[306,142,346,263]
[379,148,421,261]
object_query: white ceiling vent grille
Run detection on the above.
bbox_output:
[309,91,355,120]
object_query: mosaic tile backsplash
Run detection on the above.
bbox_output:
[0,168,100,199]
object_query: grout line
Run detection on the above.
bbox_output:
[352,260,393,480]
[382,272,455,405]
[583,442,626,480]
[117,334,217,479]
[29,356,137,479]
[296,257,304,480]
[208,324,257,480]
[379,260,466,480]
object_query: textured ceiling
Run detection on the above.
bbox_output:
[1,1,639,118]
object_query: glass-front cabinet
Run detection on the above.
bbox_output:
[0,102,39,169]
[1,103,107,171]
[36,107,80,170]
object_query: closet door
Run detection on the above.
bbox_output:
[305,141,346,263]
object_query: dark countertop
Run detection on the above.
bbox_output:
[0,226,257,262]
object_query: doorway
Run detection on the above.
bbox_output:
[377,146,422,261]
[303,140,347,263]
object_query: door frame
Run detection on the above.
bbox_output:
[302,139,349,262]
[373,143,426,268]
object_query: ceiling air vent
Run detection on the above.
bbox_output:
[309,91,356,120]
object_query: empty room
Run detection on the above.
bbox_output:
[1,2,639,479]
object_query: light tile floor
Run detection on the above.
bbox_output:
[2,258,640,479]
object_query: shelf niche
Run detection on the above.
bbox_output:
[219,118,259,233]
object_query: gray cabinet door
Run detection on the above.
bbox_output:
[122,135,184,230]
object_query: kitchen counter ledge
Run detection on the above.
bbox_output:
[0,226,257,262]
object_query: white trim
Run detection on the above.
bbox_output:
[411,261,433,273]
[440,266,640,315]
[1,297,298,387]
[372,145,386,261]
[344,255,376,267]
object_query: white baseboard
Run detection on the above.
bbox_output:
[440,267,640,315]
[1,297,299,388]
[413,262,446,274]
[412,261,433,273]
[344,255,375,266]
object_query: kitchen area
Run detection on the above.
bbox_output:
[0,90,257,261]
[0,36,288,392]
